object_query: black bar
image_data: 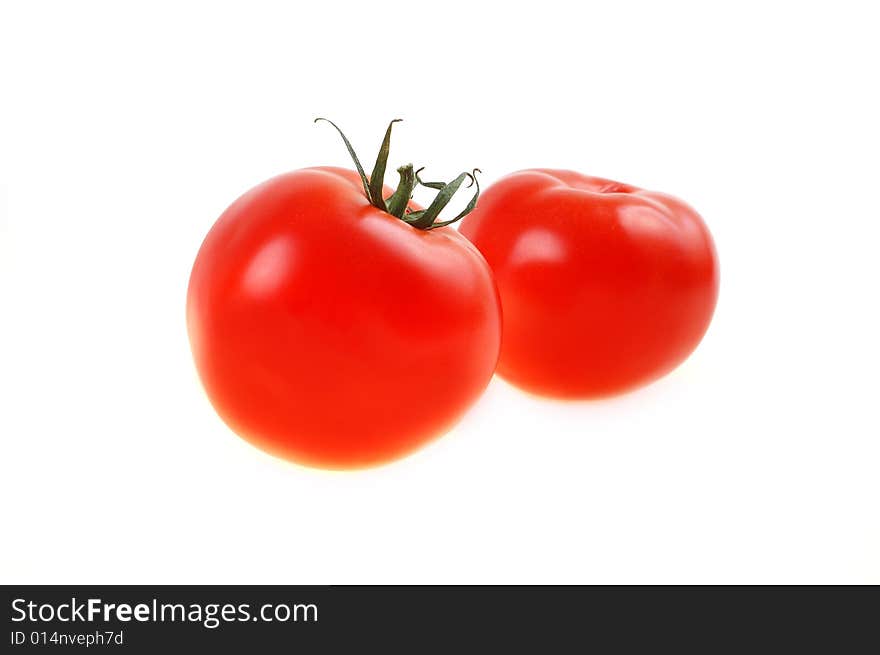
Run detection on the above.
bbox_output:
[2,586,877,652]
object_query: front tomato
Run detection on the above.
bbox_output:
[187,123,500,469]
[459,169,718,398]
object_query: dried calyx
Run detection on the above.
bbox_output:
[315,118,480,230]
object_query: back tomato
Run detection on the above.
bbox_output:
[187,167,501,468]
[459,169,718,398]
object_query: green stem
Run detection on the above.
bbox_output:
[368,119,401,212]
[315,118,481,230]
[403,170,480,230]
[385,164,418,218]
[313,118,373,204]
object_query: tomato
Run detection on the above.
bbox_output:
[187,121,500,469]
[459,169,718,398]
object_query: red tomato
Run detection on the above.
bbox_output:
[459,169,718,398]
[187,123,500,469]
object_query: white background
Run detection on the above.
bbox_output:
[1,1,878,584]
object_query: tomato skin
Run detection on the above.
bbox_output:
[459,169,719,398]
[187,167,501,469]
